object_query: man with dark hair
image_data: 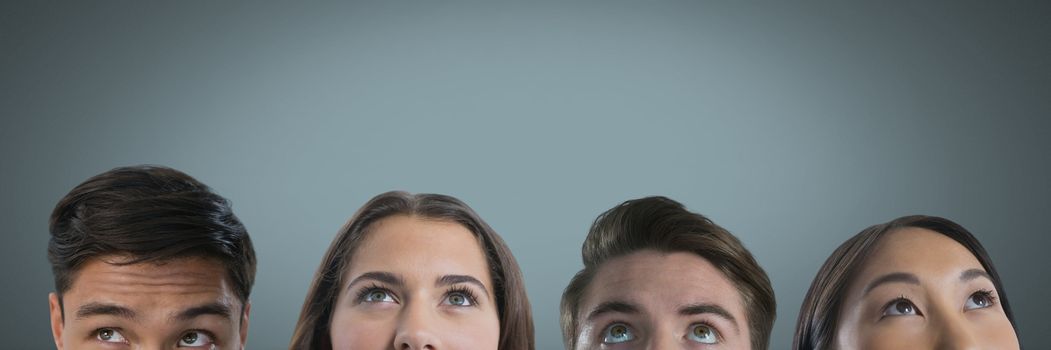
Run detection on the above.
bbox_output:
[47,165,256,350]
[561,196,775,350]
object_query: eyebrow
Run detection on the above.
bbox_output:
[679,303,740,334]
[586,301,641,321]
[960,268,991,282]
[347,271,405,290]
[437,274,491,298]
[863,272,921,296]
[171,302,233,322]
[76,303,136,320]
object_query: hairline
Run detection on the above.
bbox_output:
[56,254,249,319]
[569,246,755,342]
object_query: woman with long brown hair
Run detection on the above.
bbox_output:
[290,191,534,350]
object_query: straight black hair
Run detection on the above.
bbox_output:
[794,215,1017,350]
[48,165,256,306]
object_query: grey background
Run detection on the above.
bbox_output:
[2,1,1048,349]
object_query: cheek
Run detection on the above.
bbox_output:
[972,313,1020,350]
[329,310,396,350]
[836,307,928,350]
[851,322,929,350]
[442,310,501,348]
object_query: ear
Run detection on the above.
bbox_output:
[49,293,64,350]
[239,300,251,350]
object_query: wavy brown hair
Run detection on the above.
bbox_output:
[560,196,775,350]
[289,191,534,350]
[793,215,1018,350]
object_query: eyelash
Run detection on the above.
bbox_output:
[446,285,480,306]
[880,296,921,319]
[975,289,995,300]
[971,289,997,306]
[355,283,397,303]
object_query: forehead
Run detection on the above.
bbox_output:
[582,250,746,321]
[859,227,985,279]
[348,215,492,283]
[63,255,239,313]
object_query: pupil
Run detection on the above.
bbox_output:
[695,326,708,337]
[974,295,986,306]
[99,329,112,340]
[371,291,384,299]
[896,301,912,314]
[183,333,198,343]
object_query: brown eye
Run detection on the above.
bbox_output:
[895,301,913,314]
[96,328,126,343]
[177,330,214,347]
[882,297,920,317]
[687,324,719,344]
[965,290,995,310]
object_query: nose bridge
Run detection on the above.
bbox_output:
[646,321,677,350]
[933,303,980,350]
[394,298,440,349]
[137,342,165,350]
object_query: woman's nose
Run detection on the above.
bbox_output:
[934,313,981,350]
[393,303,443,350]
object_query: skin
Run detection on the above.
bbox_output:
[574,250,751,350]
[48,256,250,350]
[329,215,500,350]
[835,228,1019,350]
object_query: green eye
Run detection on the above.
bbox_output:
[449,293,466,305]
[361,288,395,303]
[687,324,719,344]
[444,291,474,306]
[602,323,635,343]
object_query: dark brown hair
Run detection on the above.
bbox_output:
[559,196,776,350]
[48,165,256,306]
[289,191,534,350]
[793,215,1017,350]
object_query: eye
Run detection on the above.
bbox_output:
[177,330,215,348]
[359,287,397,303]
[882,297,921,317]
[444,291,474,306]
[687,323,719,344]
[601,322,635,344]
[96,328,127,343]
[964,290,996,310]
